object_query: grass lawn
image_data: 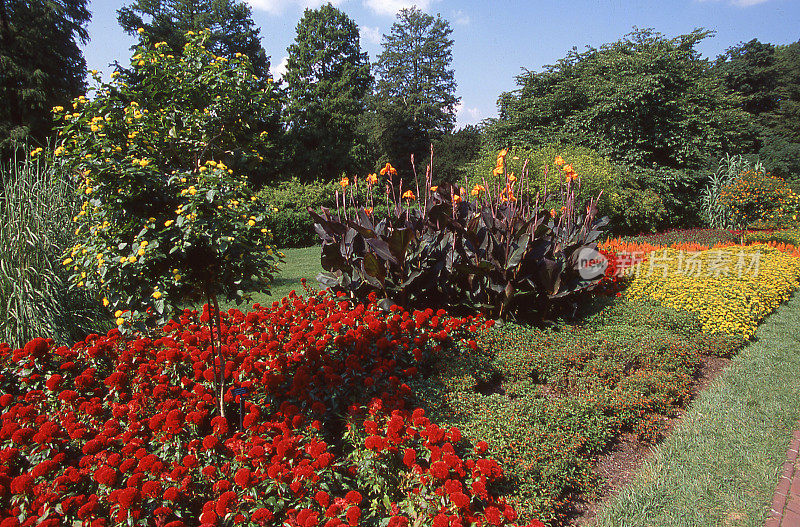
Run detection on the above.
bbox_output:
[219,245,322,311]
[595,291,800,527]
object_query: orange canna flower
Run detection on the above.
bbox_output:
[562,164,573,173]
[498,148,509,158]
[453,194,462,203]
[508,173,517,183]
[402,190,415,201]
[430,186,438,192]
[470,184,485,197]
[380,162,397,176]
[340,177,349,188]
[364,207,373,214]
[550,208,556,217]
[366,173,378,185]
[554,155,565,167]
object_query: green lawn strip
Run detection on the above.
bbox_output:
[217,245,322,311]
[595,292,800,527]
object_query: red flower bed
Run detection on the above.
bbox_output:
[0,291,543,527]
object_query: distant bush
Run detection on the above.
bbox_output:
[257,178,389,247]
[747,228,800,246]
[466,144,667,235]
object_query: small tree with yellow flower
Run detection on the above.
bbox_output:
[54,29,282,417]
[720,169,800,243]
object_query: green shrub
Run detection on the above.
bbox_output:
[721,168,800,239]
[257,178,395,247]
[466,143,669,235]
[747,228,800,246]
[0,149,108,348]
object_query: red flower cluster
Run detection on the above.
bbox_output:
[0,291,544,527]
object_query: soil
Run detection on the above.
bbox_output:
[564,354,732,526]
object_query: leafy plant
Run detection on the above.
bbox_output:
[309,151,610,319]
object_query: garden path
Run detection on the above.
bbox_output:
[766,424,800,526]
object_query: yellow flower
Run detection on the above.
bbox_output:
[30,148,43,157]
[367,173,378,185]
[137,248,146,256]
[340,177,349,189]
[554,155,565,167]
[137,27,145,34]
[102,297,110,307]
[152,291,162,299]
[248,219,256,226]
[164,220,174,227]
[128,256,136,263]
[63,258,73,266]
[188,186,197,195]
[116,317,126,326]
[430,186,439,192]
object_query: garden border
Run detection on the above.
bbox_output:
[766,423,800,527]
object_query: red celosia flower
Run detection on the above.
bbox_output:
[484,506,502,525]
[234,467,252,487]
[402,448,416,467]
[346,506,361,526]
[10,474,34,494]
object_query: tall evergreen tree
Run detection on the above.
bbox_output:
[118,0,270,79]
[283,3,372,180]
[0,0,90,153]
[373,7,458,176]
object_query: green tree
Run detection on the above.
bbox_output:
[486,28,752,172]
[430,125,483,183]
[283,3,372,181]
[373,6,458,176]
[118,0,271,79]
[0,0,90,153]
[714,39,800,180]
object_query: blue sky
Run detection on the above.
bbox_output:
[81,0,799,127]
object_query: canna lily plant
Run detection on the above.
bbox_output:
[309,149,610,319]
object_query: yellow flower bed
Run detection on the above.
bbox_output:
[624,245,800,340]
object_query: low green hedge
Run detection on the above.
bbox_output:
[256,178,389,248]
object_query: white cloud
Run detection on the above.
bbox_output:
[271,55,289,79]
[452,9,470,26]
[363,0,435,16]
[360,25,382,45]
[455,102,481,126]
[246,0,346,15]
